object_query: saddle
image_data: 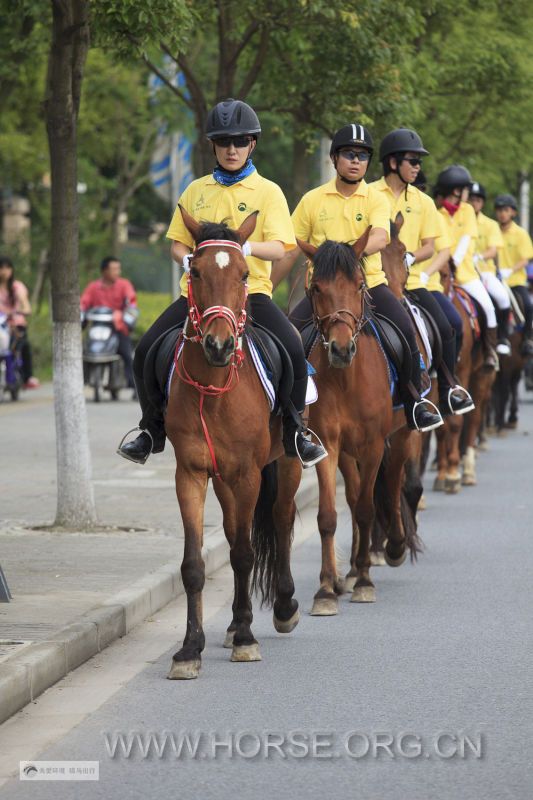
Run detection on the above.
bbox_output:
[143,321,294,416]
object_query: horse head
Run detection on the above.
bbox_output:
[298,228,370,368]
[179,205,258,367]
[381,212,407,300]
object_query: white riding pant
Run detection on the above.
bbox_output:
[460,278,497,328]
[481,272,511,310]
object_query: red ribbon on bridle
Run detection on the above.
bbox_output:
[174,240,248,480]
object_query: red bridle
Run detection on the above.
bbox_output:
[174,239,248,480]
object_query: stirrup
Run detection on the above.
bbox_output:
[116,426,153,462]
[447,385,475,416]
[412,398,443,432]
[295,426,328,469]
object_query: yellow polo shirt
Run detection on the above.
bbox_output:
[475,212,503,276]
[422,214,452,293]
[499,220,533,288]
[167,170,296,298]
[438,202,478,285]
[291,178,389,289]
[372,178,441,291]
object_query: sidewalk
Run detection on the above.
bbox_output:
[0,384,318,723]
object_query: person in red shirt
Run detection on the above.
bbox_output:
[80,257,137,389]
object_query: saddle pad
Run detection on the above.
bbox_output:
[367,319,431,410]
[404,298,433,369]
[167,336,318,411]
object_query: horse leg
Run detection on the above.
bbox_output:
[433,426,447,492]
[444,415,464,494]
[338,452,363,591]
[310,448,340,616]
[507,367,520,427]
[271,456,301,633]
[350,446,382,603]
[382,429,412,567]
[168,470,208,680]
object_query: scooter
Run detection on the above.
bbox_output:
[82,306,137,402]
[0,312,23,402]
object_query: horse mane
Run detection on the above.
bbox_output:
[196,219,240,245]
[389,220,399,239]
[312,240,362,281]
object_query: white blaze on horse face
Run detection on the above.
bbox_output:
[215,251,230,269]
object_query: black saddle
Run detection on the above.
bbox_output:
[143,323,184,412]
[365,308,413,385]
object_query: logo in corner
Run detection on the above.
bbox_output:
[355,213,363,222]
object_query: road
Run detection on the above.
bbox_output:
[0,390,532,799]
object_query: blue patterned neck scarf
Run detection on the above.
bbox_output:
[213,158,256,186]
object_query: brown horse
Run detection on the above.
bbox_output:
[284,232,414,614]
[165,208,298,679]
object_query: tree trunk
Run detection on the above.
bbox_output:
[291,136,313,209]
[45,0,96,528]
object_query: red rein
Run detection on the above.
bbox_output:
[173,240,248,480]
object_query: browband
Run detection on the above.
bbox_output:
[195,239,242,253]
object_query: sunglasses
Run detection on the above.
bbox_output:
[401,157,423,167]
[338,149,371,162]
[213,135,253,149]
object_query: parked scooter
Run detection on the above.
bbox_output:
[0,312,23,402]
[82,305,137,402]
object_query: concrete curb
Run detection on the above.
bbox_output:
[0,474,317,725]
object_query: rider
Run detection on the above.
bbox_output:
[494,193,533,356]
[80,256,138,390]
[0,255,40,389]
[434,165,499,371]
[373,128,473,415]
[117,98,327,468]
[468,182,512,355]
[273,124,443,433]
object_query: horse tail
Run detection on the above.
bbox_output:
[251,461,279,607]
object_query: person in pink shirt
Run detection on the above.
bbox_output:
[80,257,138,389]
[0,256,40,389]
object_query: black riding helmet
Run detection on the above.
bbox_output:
[435,164,472,195]
[469,181,486,200]
[330,124,373,156]
[494,193,518,210]
[206,98,261,140]
[379,128,429,162]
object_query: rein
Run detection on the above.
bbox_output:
[305,266,368,350]
[174,240,248,480]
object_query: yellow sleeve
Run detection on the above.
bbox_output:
[368,189,391,242]
[488,219,504,250]
[518,228,533,260]
[465,203,478,239]
[291,195,313,243]
[261,184,296,250]
[420,196,442,240]
[435,214,452,252]
[166,183,195,248]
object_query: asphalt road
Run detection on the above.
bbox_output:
[1,392,532,799]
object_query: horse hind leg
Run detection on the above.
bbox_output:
[270,456,300,634]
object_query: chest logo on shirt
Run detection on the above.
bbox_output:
[194,194,209,211]
[238,202,252,213]
[355,213,363,222]
[318,208,334,222]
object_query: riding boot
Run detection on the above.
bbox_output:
[495,308,511,355]
[282,375,327,468]
[437,332,475,416]
[482,326,499,371]
[402,349,444,432]
[117,371,166,464]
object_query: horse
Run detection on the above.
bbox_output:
[491,300,527,433]
[164,207,299,679]
[278,230,415,615]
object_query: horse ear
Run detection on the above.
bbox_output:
[394,212,404,231]
[297,238,318,260]
[179,205,202,242]
[237,211,259,244]
[352,226,372,260]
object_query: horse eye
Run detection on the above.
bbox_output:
[242,271,249,283]
[190,267,200,279]
[311,284,320,294]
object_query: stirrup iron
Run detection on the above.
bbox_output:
[448,385,475,416]
[411,398,443,432]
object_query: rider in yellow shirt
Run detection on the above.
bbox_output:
[118,99,326,466]
[434,165,499,370]
[494,193,533,356]
[273,124,443,433]
[373,128,473,415]
[468,182,512,355]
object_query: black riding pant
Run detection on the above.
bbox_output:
[512,285,533,337]
[133,293,308,429]
[406,287,457,393]
[430,290,464,356]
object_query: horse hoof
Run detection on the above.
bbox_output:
[309,597,338,616]
[384,548,407,567]
[344,574,357,591]
[462,474,477,486]
[231,643,262,662]
[504,420,517,430]
[476,440,489,452]
[370,551,386,567]
[433,477,446,492]
[445,476,461,494]
[334,576,346,595]
[223,630,235,649]
[496,429,507,438]
[418,494,427,511]
[350,584,376,603]
[167,658,201,680]
[273,609,300,634]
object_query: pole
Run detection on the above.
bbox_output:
[519,170,530,234]
[170,132,181,300]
